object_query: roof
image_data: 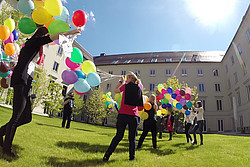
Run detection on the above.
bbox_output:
[94,51,225,66]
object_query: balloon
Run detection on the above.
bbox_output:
[74,79,91,93]
[17,0,34,15]
[157,110,162,116]
[45,17,55,29]
[183,105,188,110]
[141,112,149,120]
[156,96,161,101]
[144,102,152,110]
[161,109,167,115]
[1,52,11,62]
[108,92,111,96]
[72,10,87,27]
[142,95,148,104]
[171,93,177,99]
[167,103,172,109]
[0,61,10,73]
[115,94,121,101]
[186,101,193,108]
[185,110,191,116]
[190,94,196,101]
[54,6,69,22]
[34,0,45,8]
[173,100,178,107]
[65,57,81,69]
[1,78,9,88]
[159,94,165,100]
[74,89,87,95]
[185,93,191,100]
[86,72,101,87]
[14,43,21,55]
[175,89,180,95]
[4,18,15,33]
[61,69,78,84]
[4,43,16,56]
[157,84,163,88]
[158,86,163,92]
[162,104,167,109]
[138,83,143,90]
[12,29,19,41]
[169,98,174,104]
[45,0,63,16]
[32,7,53,25]
[165,94,171,100]
[0,71,11,78]
[0,25,10,41]
[81,60,96,74]
[48,20,70,35]
[70,47,83,63]
[74,70,86,79]
[18,18,37,34]
[176,95,182,101]
[180,98,187,106]
[163,99,169,104]
[176,103,183,110]
[161,89,167,94]
[186,87,192,94]
[4,33,14,44]
[180,89,185,96]
[167,87,173,94]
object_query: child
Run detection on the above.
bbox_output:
[184,109,194,143]
[137,94,157,149]
[191,101,204,145]
[156,114,165,139]
[166,110,174,141]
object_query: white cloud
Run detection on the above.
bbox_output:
[86,10,96,23]
[61,0,68,3]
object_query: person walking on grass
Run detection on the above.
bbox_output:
[137,94,158,149]
[103,72,143,162]
[191,101,204,145]
[184,110,195,143]
[62,92,75,129]
[166,110,175,141]
[0,26,81,157]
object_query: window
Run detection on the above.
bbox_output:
[199,84,205,92]
[197,69,203,76]
[216,100,222,111]
[217,120,224,132]
[166,69,171,76]
[112,60,118,64]
[200,100,206,111]
[150,70,155,76]
[52,61,59,72]
[246,85,250,101]
[150,84,155,91]
[234,72,238,83]
[213,69,219,76]
[231,56,235,65]
[137,59,144,63]
[225,64,228,73]
[228,79,231,89]
[106,83,111,91]
[135,70,140,77]
[192,54,200,62]
[151,58,157,62]
[236,91,241,105]
[57,47,63,56]
[124,60,131,64]
[182,69,187,76]
[166,58,172,62]
[109,71,113,74]
[121,71,126,76]
[215,84,221,92]
[247,29,250,42]
[237,44,242,54]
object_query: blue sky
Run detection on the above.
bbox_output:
[64,0,250,56]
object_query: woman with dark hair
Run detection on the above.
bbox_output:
[191,101,204,145]
[103,72,143,162]
[0,26,81,157]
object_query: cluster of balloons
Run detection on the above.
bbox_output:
[62,48,100,95]
[156,84,196,116]
[102,92,116,110]
[114,93,122,110]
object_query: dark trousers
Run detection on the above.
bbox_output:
[158,124,164,139]
[0,83,32,152]
[185,122,192,143]
[137,119,157,149]
[169,131,173,140]
[62,111,72,128]
[193,120,204,144]
[107,114,138,159]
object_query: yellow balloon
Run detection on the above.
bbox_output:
[125,75,127,81]
[106,97,111,102]
[102,94,106,99]
[165,94,171,100]
[138,110,143,117]
[157,110,162,116]
[108,92,111,96]
[161,109,167,115]
[32,7,53,25]
[108,104,113,108]
[4,18,15,33]
[102,99,106,103]
[81,60,96,74]
[158,86,163,92]
[115,94,121,101]
[44,0,63,16]
[141,112,149,120]
[173,100,178,107]
[34,0,45,8]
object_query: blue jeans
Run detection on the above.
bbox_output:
[107,114,138,159]
[193,120,204,143]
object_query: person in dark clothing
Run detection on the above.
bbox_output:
[157,115,165,139]
[0,26,81,157]
[103,72,143,162]
[62,92,75,129]
[184,111,194,143]
[137,94,157,149]
[166,110,175,141]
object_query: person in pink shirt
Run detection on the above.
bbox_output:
[103,72,143,162]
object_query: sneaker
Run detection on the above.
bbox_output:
[191,140,197,145]
[3,150,16,158]
[129,156,135,161]
[200,142,203,145]
[103,152,111,162]
[168,139,172,141]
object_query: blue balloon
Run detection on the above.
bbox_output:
[17,0,34,15]
[74,79,90,93]
[0,71,11,78]
[167,87,173,94]
[176,103,183,110]
[54,6,69,22]
[86,72,101,87]
[162,104,167,109]
[74,70,86,79]
[12,29,19,41]
[185,110,191,116]
[167,103,172,109]
[171,93,177,99]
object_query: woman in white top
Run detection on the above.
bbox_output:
[191,101,204,145]
[184,111,194,143]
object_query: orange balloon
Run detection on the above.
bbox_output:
[45,17,55,29]
[144,102,152,110]
[0,25,10,41]
[4,43,16,56]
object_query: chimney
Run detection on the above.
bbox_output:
[100,53,106,57]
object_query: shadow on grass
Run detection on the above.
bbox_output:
[143,147,176,156]
[36,122,62,129]
[171,142,200,150]
[45,156,115,167]
[73,128,95,133]
[0,144,23,162]
[56,141,128,153]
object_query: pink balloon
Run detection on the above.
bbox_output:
[6,70,13,79]
[4,33,14,44]
[175,89,180,95]
[176,95,182,101]
[185,87,192,94]
[75,89,87,95]
[185,93,191,100]
[65,57,82,69]
[138,83,143,90]
[169,98,174,103]
[161,89,167,95]
[159,94,165,99]
[21,43,25,48]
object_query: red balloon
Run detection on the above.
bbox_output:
[1,78,9,88]
[72,10,87,27]
[74,89,87,95]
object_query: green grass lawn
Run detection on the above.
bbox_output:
[0,106,250,167]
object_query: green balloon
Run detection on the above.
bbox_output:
[18,18,37,34]
[1,52,10,62]
[48,20,70,35]
[70,47,83,63]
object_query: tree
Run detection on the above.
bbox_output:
[31,66,50,111]
[84,88,107,124]
[43,82,63,117]
[72,93,85,115]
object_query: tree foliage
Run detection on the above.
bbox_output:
[72,93,84,115]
